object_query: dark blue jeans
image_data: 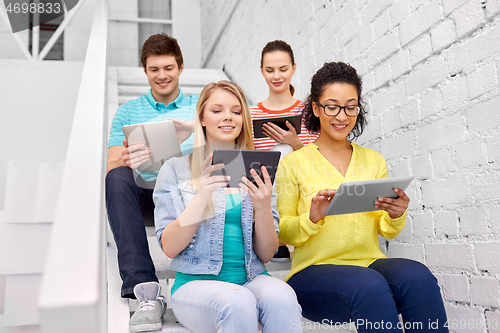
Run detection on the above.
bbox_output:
[105,166,158,298]
[287,258,448,332]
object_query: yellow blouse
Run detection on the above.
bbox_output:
[276,142,407,281]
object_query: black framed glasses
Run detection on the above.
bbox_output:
[317,103,360,117]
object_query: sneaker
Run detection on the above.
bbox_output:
[271,245,291,262]
[129,282,167,333]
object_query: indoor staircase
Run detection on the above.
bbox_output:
[0,161,62,332]
[0,64,356,332]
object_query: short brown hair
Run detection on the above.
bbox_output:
[141,33,183,69]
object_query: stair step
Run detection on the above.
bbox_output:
[3,274,41,327]
[0,223,52,275]
[118,86,203,106]
[3,161,63,224]
[107,225,131,333]
[0,274,5,314]
[116,67,228,87]
[161,309,189,332]
[118,85,204,95]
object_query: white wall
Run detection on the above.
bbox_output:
[173,0,202,68]
[64,0,98,61]
[201,0,500,325]
[108,0,139,66]
[0,60,83,211]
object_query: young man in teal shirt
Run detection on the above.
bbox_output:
[106,33,197,332]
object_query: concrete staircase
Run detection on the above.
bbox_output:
[0,65,228,333]
[0,66,357,333]
[0,161,63,333]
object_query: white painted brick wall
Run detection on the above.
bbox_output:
[443,274,470,303]
[466,62,498,100]
[434,210,459,238]
[490,205,500,235]
[485,311,500,333]
[430,19,458,52]
[451,0,486,39]
[443,304,484,333]
[470,275,500,308]
[412,211,433,237]
[459,206,488,237]
[200,0,500,325]
[475,242,500,274]
[409,34,432,67]
[426,243,475,270]
[456,138,484,169]
[419,88,443,119]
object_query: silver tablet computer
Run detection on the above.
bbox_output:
[252,115,302,139]
[211,149,281,188]
[324,176,414,216]
[122,120,181,172]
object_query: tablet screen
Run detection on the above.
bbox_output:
[252,115,302,138]
[122,120,182,172]
[211,149,281,188]
[324,176,414,216]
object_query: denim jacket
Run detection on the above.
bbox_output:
[153,154,280,281]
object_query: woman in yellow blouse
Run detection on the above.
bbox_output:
[276,62,448,332]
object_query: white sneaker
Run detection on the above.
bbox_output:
[129,282,167,333]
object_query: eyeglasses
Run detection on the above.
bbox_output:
[317,103,360,117]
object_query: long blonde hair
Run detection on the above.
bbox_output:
[191,81,255,193]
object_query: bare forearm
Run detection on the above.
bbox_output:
[106,159,125,173]
[161,195,208,258]
[290,138,304,151]
[107,146,126,173]
[253,207,279,263]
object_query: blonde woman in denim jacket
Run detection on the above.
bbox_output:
[154,81,302,333]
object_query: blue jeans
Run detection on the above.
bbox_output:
[287,258,448,333]
[105,166,158,298]
[171,275,303,332]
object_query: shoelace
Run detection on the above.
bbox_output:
[138,299,156,312]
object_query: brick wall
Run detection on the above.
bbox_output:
[201,0,500,327]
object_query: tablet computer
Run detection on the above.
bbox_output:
[252,115,302,138]
[211,149,281,188]
[122,120,182,172]
[324,176,414,216]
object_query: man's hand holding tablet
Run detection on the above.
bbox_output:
[121,140,153,170]
[122,120,182,172]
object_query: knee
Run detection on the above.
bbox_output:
[353,270,393,302]
[221,288,258,320]
[105,166,138,198]
[260,281,300,311]
[106,166,133,188]
[400,260,439,290]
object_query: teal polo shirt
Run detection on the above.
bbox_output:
[108,88,199,181]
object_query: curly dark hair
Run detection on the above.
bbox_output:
[303,62,367,140]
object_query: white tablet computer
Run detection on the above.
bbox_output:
[211,149,281,188]
[253,115,302,139]
[122,120,182,172]
[324,176,414,216]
